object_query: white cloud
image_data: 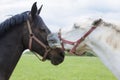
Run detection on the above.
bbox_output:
[0,0,120,32]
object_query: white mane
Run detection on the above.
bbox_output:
[62,18,120,79]
[77,19,120,52]
[71,18,120,50]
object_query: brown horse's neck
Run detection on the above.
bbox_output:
[0,25,25,80]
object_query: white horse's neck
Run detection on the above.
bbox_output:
[86,37,120,79]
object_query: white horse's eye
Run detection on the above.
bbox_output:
[49,39,57,43]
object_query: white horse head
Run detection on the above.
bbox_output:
[48,18,120,79]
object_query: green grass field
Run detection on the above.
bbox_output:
[10,54,117,80]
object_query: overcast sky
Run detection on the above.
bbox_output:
[0,0,120,32]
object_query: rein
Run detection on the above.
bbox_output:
[58,26,97,54]
[26,20,51,61]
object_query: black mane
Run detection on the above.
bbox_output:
[0,11,29,36]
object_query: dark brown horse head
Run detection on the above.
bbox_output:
[0,2,65,80]
[23,2,65,65]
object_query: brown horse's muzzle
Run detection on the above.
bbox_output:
[48,48,65,65]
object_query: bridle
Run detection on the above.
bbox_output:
[58,25,98,54]
[26,19,51,61]
[58,19,101,54]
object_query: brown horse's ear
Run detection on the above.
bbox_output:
[31,2,37,18]
[37,5,43,15]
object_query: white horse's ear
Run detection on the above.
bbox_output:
[37,5,43,15]
[31,2,37,18]
[92,18,102,26]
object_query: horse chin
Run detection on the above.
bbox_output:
[50,56,64,65]
[49,54,65,65]
[47,48,65,65]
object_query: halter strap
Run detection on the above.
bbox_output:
[26,20,51,61]
[70,26,97,53]
[58,26,97,54]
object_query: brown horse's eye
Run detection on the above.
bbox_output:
[41,29,46,32]
[38,28,46,32]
